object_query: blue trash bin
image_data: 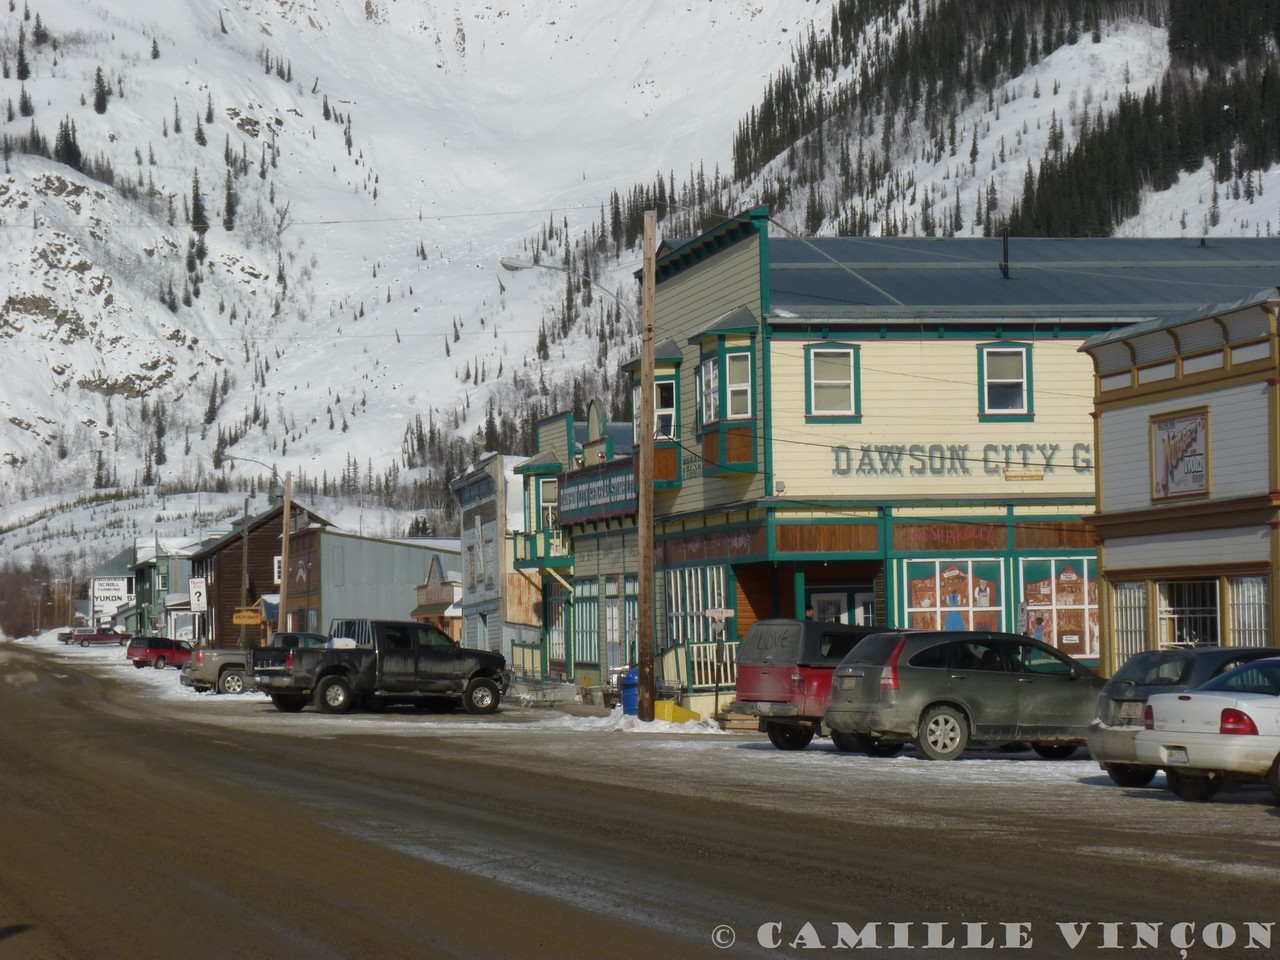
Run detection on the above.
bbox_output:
[620,667,639,716]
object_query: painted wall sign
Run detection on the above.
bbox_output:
[1151,409,1209,500]
[558,463,637,522]
[831,442,1093,478]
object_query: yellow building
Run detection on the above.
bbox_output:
[635,209,1280,706]
[1081,290,1280,674]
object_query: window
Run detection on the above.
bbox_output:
[1229,576,1271,646]
[1113,582,1147,662]
[726,353,751,418]
[979,344,1031,417]
[1011,642,1076,675]
[699,355,718,425]
[273,556,282,585]
[539,478,558,529]
[1157,580,1218,647]
[655,380,676,438]
[155,573,168,591]
[807,346,859,417]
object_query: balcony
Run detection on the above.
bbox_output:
[514,528,573,570]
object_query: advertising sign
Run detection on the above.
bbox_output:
[1152,409,1209,500]
[93,577,130,606]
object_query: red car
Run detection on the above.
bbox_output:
[126,636,194,670]
[729,619,893,752]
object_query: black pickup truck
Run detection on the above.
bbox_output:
[252,619,510,715]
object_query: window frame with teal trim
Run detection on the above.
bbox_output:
[633,375,680,442]
[805,342,862,422]
[978,341,1034,422]
[696,348,755,429]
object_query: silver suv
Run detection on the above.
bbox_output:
[825,631,1104,760]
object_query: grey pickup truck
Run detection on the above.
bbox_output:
[181,632,328,694]
[253,618,510,715]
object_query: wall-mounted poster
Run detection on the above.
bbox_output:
[904,559,1002,631]
[1151,408,1209,500]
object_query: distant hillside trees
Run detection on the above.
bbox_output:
[92,67,108,114]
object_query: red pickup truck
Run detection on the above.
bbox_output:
[74,627,131,647]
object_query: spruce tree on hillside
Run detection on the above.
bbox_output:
[151,38,159,59]
[193,114,206,146]
[222,168,236,230]
[16,25,28,81]
[92,67,108,114]
[190,168,208,234]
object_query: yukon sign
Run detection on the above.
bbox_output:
[92,577,133,613]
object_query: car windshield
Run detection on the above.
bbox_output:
[1200,659,1280,696]
[1111,650,1195,686]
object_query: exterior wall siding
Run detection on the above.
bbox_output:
[770,338,1097,499]
[1099,381,1270,512]
[1102,526,1270,571]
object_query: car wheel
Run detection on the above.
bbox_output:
[317,676,355,714]
[1267,759,1280,804]
[217,670,247,695]
[765,722,815,751]
[80,639,89,647]
[917,705,968,760]
[463,678,500,715]
[1165,769,1221,802]
[153,656,166,670]
[119,638,129,646]
[1104,763,1158,788]
[270,693,307,713]
[831,731,865,753]
[1032,744,1078,760]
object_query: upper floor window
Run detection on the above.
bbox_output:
[699,356,718,426]
[979,344,1033,419]
[806,344,860,419]
[539,478,558,529]
[726,353,751,418]
[632,378,678,441]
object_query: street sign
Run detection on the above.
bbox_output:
[232,608,261,626]
[189,578,207,613]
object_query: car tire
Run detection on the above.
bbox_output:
[153,656,166,670]
[916,705,968,760]
[270,693,307,713]
[317,676,355,714]
[1267,759,1280,804]
[831,731,864,753]
[1032,744,1078,760]
[463,678,500,715]
[1165,769,1221,802]
[1104,763,1158,788]
[217,670,247,695]
[119,638,129,646]
[80,639,89,647]
[765,722,815,751]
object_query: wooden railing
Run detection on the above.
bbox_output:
[513,529,571,565]
[661,639,739,691]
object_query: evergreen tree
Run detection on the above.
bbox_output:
[151,38,159,59]
[190,169,208,234]
[92,67,108,114]
[31,13,48,45]
[18,84,32,117]
[194,113,206,146]
[16,25,28,81]
[222,168,236,230]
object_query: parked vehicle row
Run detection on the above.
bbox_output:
[180,631,328,695]
[731,618,1280,804]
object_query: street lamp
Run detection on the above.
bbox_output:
[501,209,658,721]
[223,454,291,645]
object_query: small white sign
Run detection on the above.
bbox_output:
[189,577,208,613]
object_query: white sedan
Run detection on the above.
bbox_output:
[1134,657,1280,802]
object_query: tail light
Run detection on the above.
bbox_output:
[285,649,295,670]
[196,650,205,665]
[1143,704,1154,729]
[1220,708,1258,735]
[880,638,907,690]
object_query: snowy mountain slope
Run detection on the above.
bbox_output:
[3,1,1279,575]
[0,0,828,499]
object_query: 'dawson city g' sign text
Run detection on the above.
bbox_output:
[830,442,1093,478]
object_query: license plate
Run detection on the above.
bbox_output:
[1119,701,1144,720]
[1165,746,1189,765]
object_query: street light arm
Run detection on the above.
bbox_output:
[499,256,640,321]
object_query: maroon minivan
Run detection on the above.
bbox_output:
[730,619,899,753]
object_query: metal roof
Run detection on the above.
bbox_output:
[1080,287,1280,351]
[766,236,1280,324]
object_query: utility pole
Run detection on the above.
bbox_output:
[238,496,250,648]
[278,471,292,637]
[638,209,657,722]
